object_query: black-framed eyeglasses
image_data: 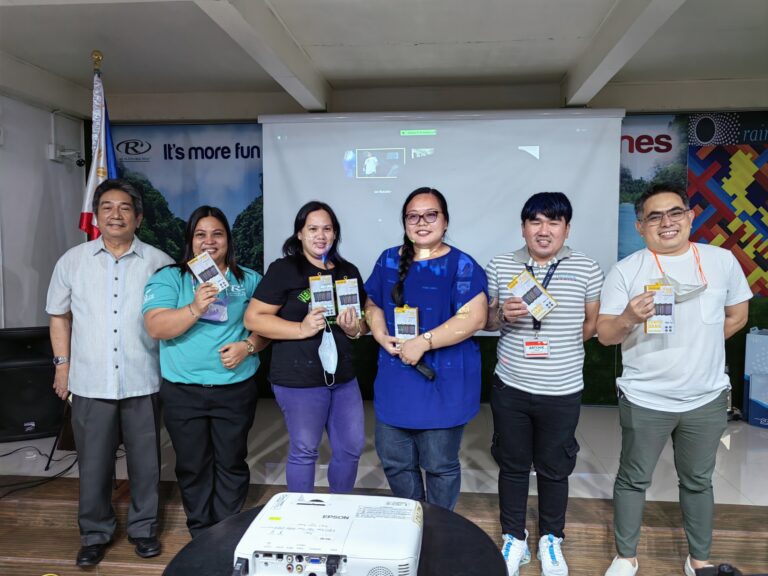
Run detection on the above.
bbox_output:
[405,210,441,225]
[640,207,690,226]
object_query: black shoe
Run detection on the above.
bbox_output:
[128,536,161,558]
[76,541,110,566]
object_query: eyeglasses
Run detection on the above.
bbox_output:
[405,210,441,225]
[640,207,690,226]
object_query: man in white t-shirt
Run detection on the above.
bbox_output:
[597,184,752,576]
[363,152,378,176]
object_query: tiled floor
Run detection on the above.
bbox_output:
[2,400,767,505]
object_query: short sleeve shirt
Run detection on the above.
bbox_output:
[46,237,174,399]
[486,246,604,396]
[600,244,752,412]
[253,255,367,387]
[364,246,488,429]
[142,266,261,385]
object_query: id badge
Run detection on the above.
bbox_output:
[523,338,550,358]
[309,275,336,317]
[201,295,229,322]
[394,306,418,340]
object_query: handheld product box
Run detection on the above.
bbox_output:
[309,275,337,317]
[644,283,674,334]
[507,269,557,321]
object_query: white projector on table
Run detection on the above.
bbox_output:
[233,492,423,576]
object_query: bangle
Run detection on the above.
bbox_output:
[188,304,199,318]
[496,305,506,323]
[346,319,362,339]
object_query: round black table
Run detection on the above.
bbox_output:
[164,501,505,576]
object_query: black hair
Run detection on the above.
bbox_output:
[92,178,143,216]
[634,183,689,219]
[175,205,244,281]
[391,187,450,307]
[520,192,572,224]
[282,201,346,268]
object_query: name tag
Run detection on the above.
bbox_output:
[523,339,550,358]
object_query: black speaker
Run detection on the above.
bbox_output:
[0,327,63,442]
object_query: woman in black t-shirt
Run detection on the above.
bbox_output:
[245,201,368,493]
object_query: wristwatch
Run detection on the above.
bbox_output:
[53,356,70,366]
[242,340,255,355]
[422,331,433,349]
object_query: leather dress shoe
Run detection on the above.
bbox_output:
[128,536,161,558]
[76,541,110,566]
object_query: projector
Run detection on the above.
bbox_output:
[233,492,423,576]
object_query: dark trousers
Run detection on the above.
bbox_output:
[71,393,161,545]
[160,377,258,537]
[490,375,581,540]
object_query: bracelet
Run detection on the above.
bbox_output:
[496,305,506,323]
[188,304,200,318]
[346,328,361,340]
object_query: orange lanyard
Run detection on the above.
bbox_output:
[650,243,708,285]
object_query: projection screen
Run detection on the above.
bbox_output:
[261,110,624,278]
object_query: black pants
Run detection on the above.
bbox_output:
[71,393,161,545]
[160,377,258,537]
[490,375,581,540]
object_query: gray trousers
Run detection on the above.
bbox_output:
[71,393,161,545]
[613,389,727,560]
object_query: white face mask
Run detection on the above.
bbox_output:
[663,273,708,303]
[318,319,337,386]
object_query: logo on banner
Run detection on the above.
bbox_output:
[116,139,152,162]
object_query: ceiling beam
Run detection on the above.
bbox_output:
[562,0,688,107]
[0,50,90,116]
[195,0,330,112]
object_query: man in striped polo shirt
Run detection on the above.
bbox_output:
[485,192,604,576]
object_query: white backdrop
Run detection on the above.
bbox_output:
[261,110,624,278]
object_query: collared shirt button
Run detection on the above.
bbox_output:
[113,347,117,352]
[115,365,119,369]
[114,277,118,281]
[113,293,118,297]
[113,310,118,314]
[113,329,118,333]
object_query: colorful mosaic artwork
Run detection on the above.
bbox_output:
[688,143,768,296]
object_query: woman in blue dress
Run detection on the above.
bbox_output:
[364,187,488,510]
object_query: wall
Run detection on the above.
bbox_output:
[0,95,85,328]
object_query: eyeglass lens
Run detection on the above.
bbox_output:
[406,210,440,225]
[644,208,688,225]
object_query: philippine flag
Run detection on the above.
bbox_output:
[79,72,118,239]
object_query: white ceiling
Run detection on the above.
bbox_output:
[0,0,766,112]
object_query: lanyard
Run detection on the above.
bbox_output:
[525,261,559,331]
[650,243,708,285]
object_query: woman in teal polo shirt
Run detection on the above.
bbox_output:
[143,205,267,537]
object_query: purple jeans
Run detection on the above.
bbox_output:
[272,378,365,493]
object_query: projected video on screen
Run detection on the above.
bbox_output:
[348,148,407,179]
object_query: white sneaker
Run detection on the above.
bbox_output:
[537,534,568,576]
[604,556,639,576]
[501,530,531,576]
[685,555,714,576]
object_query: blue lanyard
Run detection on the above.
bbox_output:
[525,261,559,331]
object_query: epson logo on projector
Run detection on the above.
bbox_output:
[322,515,350,520]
